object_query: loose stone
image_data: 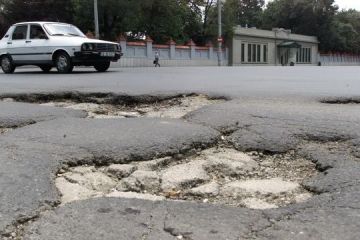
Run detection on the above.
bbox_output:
[119,170,160,192]
[136,157,172,171]
[161,160,210,191]
[241,198,278,209]
[188,182,220,196]
[106,164,137,179]
[221,178,299,196]
[106,191,165,201]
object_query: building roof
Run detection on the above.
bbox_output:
[234,26,319,44]
[278,41,301,48]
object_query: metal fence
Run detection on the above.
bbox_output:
[319,53,360,66]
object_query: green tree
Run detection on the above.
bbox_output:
[72,0,201,43]
[230,0,265,27]
[0,0,74,37]
[1,0,74,24]
[261,0,339,51]
[333,9,360,53]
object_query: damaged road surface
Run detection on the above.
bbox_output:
[1,66,360,240]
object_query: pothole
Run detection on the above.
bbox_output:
[320,97,360,104]
[56,147,317,210]
[1,94,225,119]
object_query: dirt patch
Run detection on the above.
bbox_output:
[4,94,225,119]
[0,128,12,135]
[56,147,317,209]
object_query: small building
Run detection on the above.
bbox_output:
[230,26,319,66]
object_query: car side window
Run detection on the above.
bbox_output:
[12,25,28,40]
[30,25,47,39]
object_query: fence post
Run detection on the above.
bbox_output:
[187,39,196,59]
[168,38,176,59]
[145,36,153,58]
[206,42,214,60]
[225,48,229,63]
[117,34,127,56]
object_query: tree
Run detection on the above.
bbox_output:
[72,0,201,43]
[229,0,265,28]
[333,9,360,53]
[1,0,74,24]
[0,0,74,37]
[261,0,339,51]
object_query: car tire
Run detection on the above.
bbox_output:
[1,55,16,74]
[39,65,52,73]
[54,52,73,73]
[94,61,111,72]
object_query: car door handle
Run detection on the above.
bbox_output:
[25,40,31,43]
[7,42,12,45]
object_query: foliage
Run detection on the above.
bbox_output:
[333,9,360,53]
[0,0,360,53]
[261,0,340,51]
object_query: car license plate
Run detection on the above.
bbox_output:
[100,52,115,57]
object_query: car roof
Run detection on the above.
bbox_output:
[13,22,72,26]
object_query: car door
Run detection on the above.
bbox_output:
[24,24,52,63]
[7,24,28,63]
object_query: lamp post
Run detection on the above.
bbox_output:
[94,0,99,39]
[217,0,222,67]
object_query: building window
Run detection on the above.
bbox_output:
[263,45,267,62]
[296,47,312,63]
[242,42,268,63]
[248,44,252,62]
[241,43,245,62]
[252,44,256,62]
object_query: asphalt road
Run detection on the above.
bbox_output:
[1,66,360,97]
[1,66,360,240]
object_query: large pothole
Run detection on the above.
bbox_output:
[56,147,317,210]
[2,94,225,119]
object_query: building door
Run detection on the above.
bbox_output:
[279,48,289,66]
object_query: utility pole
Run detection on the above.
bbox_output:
[94,0,100,39]
[217,0,222,67]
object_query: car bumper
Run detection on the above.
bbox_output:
[73,51,122,63]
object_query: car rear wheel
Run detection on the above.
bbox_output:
[94,61,111,72]
[1,55,16,74]
[54,52,73,73]
[39,65,52,73]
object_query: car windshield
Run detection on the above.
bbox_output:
[44,23,85,37]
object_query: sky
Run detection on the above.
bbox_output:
[265,0,360,10]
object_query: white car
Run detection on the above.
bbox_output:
[0,22,122,73]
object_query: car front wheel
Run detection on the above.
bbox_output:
[94,61,111,72]
[1,55,16,74]
[55,52,73,73]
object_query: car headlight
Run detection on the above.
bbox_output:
[81,43,88,51]
[88,43,95,50]
[81,43,95,51]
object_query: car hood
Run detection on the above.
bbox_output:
[48,36,118,46]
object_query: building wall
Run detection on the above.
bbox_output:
[116,39,228,67]
[231,27,319,66]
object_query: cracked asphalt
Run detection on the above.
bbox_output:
[1,66,360,240]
